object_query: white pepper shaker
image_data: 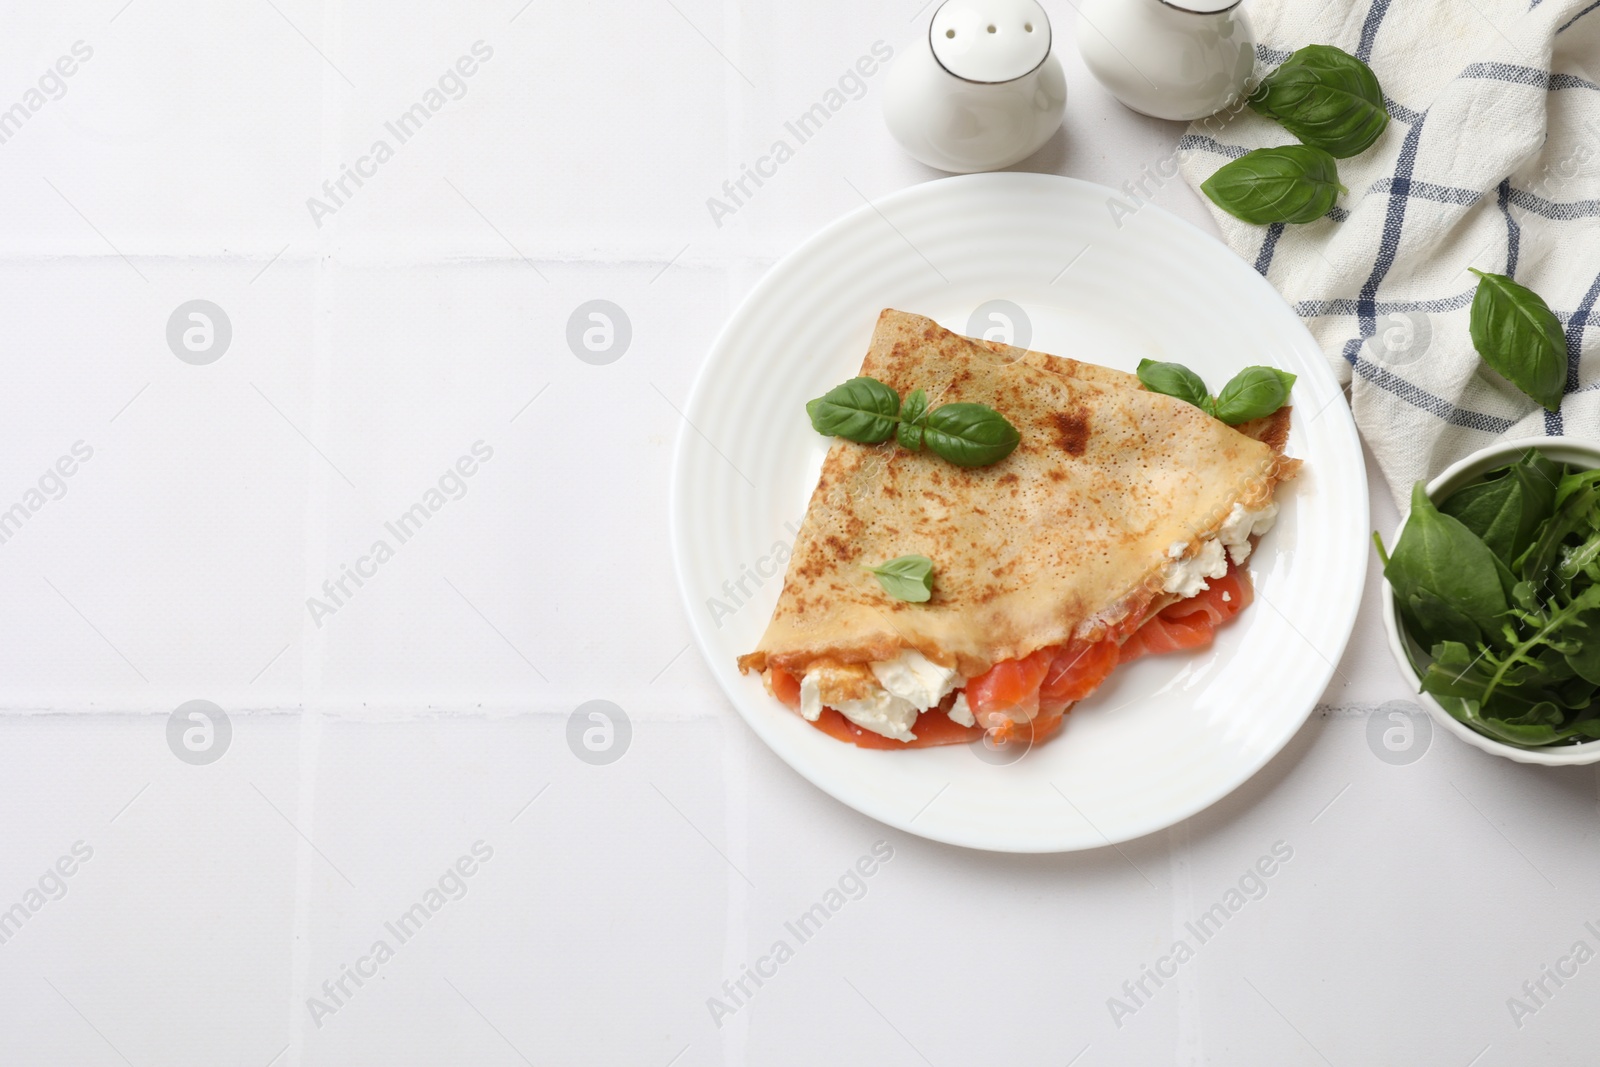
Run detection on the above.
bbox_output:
[1075,0,1256,121]
[882,0,1067,173]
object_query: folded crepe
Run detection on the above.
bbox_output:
[739,309,1298,744]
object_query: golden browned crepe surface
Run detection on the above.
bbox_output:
[739,310,1297,680]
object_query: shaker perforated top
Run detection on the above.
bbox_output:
[929,0,1051,84]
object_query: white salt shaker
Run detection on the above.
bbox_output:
[1075,0,1256,121]
[882,0,1067,173]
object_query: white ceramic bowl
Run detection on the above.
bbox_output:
[1381,436,1600,766]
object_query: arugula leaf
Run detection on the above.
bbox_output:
[1521,476,1600,587]
[1247,45,1390,158]
[806,377,901,443]
[1200,145,1346,225]
[1560,529,1600,584]
[1213,367,1298,424]
[1478,583,1600,705]
[862,555,935,603]
[1468,269,1567,413]
[1554,466,1600,510]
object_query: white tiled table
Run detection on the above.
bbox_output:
[1,2,1595,1064]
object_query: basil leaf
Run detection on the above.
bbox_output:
[1136,359,1212,412]
[1468,269,1567,413]
[897,388,929,451]
[806,376,901,443]
[1213,366,1297,424]
[863,554,934,603]
[1385,482,1509,644]
[1200,145,1346,225]
[921,403,1021,468]
[1248,45,1389,158]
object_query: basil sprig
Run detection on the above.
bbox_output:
[1248,45,1390,158]
[1201,145,1346,225]
[1467,269,1567,413]
[1136,359,1296,424]
[1378,452,1600,747]
[806,377,1020,468]
[863,554,934,603]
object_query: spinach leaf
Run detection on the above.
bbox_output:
[1440,451,1561,566]
[1433,643,1600,751]
[1524,451,1564,514]
[1402,589,1484,651]
[1564,610,1600,686]
[1248,45,1390,158]
[1468,269,1568,413]
[1384,482,1510,644]
[1200,145,1346,225]
[1475,706,1600,747]
[1441,475,1526,564]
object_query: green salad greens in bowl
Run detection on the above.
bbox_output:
[1379,438,1600,765]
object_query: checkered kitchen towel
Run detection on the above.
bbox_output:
[1178,0,1600,506]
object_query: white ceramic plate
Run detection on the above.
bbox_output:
[670,173,1367,852]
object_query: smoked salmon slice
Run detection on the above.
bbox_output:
[1119,559,1252,664]
[778,559,1253,749]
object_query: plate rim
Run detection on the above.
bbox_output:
[669,170,1369,853]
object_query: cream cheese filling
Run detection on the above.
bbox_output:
[1160,502,1277,596]
[799,649,962,742]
